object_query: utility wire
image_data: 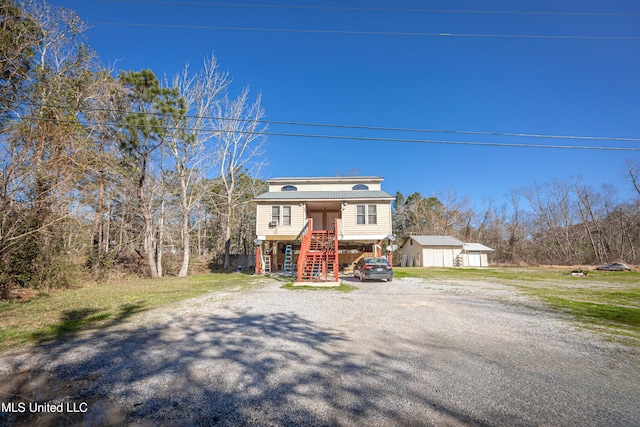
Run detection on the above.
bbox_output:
[89,21,640,40]
[29,102,640,143]
[96,1,640,18]
[18,115,640,151]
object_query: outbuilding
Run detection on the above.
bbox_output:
[462,243,494,267]
[399,236,494,267]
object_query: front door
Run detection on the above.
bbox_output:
[310,211,323,230]
[309,210,340,230]
[468,252,481,267]
[326,211,339,231]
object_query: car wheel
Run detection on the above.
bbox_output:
[387,277,393,282]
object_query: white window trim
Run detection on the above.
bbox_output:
[271,205,292,226]
[282,205,291,226]
[356,204,377,225]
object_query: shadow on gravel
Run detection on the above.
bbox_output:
[29,302,148,345]
[1,308,490,426]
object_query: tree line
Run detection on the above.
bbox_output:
[393,169,640,266]
[1,0,266,298]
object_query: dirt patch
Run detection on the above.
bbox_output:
[0,369,126,426]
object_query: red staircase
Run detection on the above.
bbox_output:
[297,219,339,283]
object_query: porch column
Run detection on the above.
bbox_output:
[255,246,262,274]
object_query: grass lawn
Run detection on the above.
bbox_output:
[395,267,640,342]
[2,267,638,352]
[0,273,263,352]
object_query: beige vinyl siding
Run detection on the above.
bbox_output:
[422,247,463,267]
[268,182,382,192]
[462,252,490,267]
[399,240,423,266]
[340,203,391,236]
[399,238,467,267]
[256,203,306,236]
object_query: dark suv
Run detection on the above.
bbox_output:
[353,257,393,282]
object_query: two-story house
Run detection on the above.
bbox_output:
[254,176,394,282]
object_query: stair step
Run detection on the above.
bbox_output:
[298,228,338,282]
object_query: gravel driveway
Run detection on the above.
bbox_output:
[1,277,639,426]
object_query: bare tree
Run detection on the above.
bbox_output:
[627,159,640,197]
[168,54,229,276]
[524,180,591,264]
[507,188,535,264]
[574,180,607,263]
[430,189,472,237]
[212,87,266,268]
[79,70,125,272]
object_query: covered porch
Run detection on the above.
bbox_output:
[255,217,393,282]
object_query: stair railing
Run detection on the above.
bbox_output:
[296,218,313,282]
[333,218,339,281]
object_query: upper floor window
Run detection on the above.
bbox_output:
[357,205,365,224]
[282,205,291,225]
[368,205,377,225]
[281,185,297,191]
[352,184,369,190]
[356,204,377,225]
[271,205,291,226]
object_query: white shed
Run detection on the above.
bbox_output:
[462,243,494,267]
[399,236,494,267]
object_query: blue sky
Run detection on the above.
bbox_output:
[53,0,640,206]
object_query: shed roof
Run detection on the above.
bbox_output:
[463,243,494,252]
[254,190,394,201]
[406,236,465,247]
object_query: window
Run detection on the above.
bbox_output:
[281,185,297,191]
[368,205,377,225]
[352,184,369,190]
[356,204,377,225]
[282,205,291,226]
[271,205,291,226]
[356,205,366,224]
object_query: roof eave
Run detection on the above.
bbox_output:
[266,176,383,184]
[254,197,395,202]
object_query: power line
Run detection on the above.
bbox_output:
[17,115,640,151]
[89,21,640,40]
[29,102,640,143]
[234,119,640,143]
[96,1,640,18]
[239,130,640,151]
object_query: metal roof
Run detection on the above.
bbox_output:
[254,190,395,201]
[463,243,494,252]
[407,236,465,247]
